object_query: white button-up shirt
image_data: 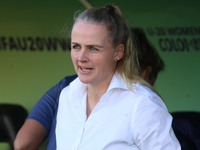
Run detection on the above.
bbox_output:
[56,73,181,150]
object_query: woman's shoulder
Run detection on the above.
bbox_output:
[133,83,167,110]
[134,82,156,97]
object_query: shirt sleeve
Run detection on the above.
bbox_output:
[26,75,77,133]
[132,94,181,150]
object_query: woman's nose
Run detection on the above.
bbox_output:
[77,49,88,62]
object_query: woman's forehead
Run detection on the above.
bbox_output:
[72,22,108,39]
[73,21,107,31]
[71,22,114,48]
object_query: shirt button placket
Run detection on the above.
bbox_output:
[73,127,84,150]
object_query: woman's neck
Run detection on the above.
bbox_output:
[86,77,112,118]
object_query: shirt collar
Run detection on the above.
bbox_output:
[69,77,87,101]
[107,72,128,92]
[68,72,128,101]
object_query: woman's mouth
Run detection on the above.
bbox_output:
[81,67,91,71]
[79,66,93,73]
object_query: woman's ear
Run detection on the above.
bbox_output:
[114,44,124,61]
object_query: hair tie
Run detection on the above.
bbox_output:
[105,5,115,14]
[105,5,113,9]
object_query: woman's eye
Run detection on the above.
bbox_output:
[90,47,98,51]
[72,45,80,49]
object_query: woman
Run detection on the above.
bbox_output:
[55,5,180,150]
[14,27,167,150]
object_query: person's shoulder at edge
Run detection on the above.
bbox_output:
[26,74,78,132]
[57,74,78,90]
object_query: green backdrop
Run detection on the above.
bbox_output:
[0,0,200,149]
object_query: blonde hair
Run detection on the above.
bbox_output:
[73,5,161,97]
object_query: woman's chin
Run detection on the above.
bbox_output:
[78,76,92,84]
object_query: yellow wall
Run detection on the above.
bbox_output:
[0,0,200,149]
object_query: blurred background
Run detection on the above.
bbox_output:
[0,0,200,149]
